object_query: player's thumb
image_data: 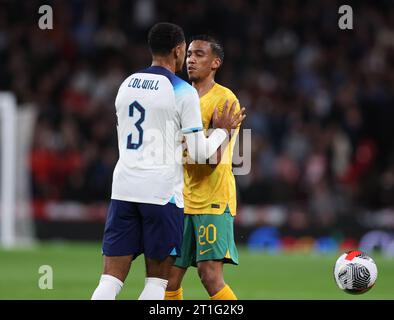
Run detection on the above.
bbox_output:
[212,107,219,125]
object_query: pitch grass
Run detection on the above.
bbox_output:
[0,242,393,300]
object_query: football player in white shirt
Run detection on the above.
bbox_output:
[91,22,245,300]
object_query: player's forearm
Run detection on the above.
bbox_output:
[184,129,227,163]
[208,127,238,166]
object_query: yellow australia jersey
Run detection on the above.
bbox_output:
[183,83,240,216]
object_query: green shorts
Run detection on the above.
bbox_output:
[175,207,239,268]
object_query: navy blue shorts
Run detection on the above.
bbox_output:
[102,199,184,261]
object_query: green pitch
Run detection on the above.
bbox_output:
[0,242,393,300]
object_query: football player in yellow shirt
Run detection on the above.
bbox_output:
[165,35,243,300]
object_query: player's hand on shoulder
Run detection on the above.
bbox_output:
[212,99,246,133]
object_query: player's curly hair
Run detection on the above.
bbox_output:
[148,22,185,55]
[190,34,224,63]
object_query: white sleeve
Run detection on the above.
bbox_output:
[178,86,204,134]
[184,129,227,163]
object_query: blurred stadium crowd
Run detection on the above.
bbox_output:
[1,0,394,236]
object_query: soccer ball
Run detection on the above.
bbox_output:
[333,250,378,294]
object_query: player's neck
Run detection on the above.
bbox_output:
[151,58,176,73]
[192,78,215,98]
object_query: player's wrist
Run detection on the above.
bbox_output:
[215,128,228,139]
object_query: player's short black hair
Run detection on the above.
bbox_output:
[190,34,224,62]
[148,22,185,56]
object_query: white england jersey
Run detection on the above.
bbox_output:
[111,66,203,208]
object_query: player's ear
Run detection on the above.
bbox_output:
[174,43,184,59]
[211,57,222,71]
[173,46,180,59]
